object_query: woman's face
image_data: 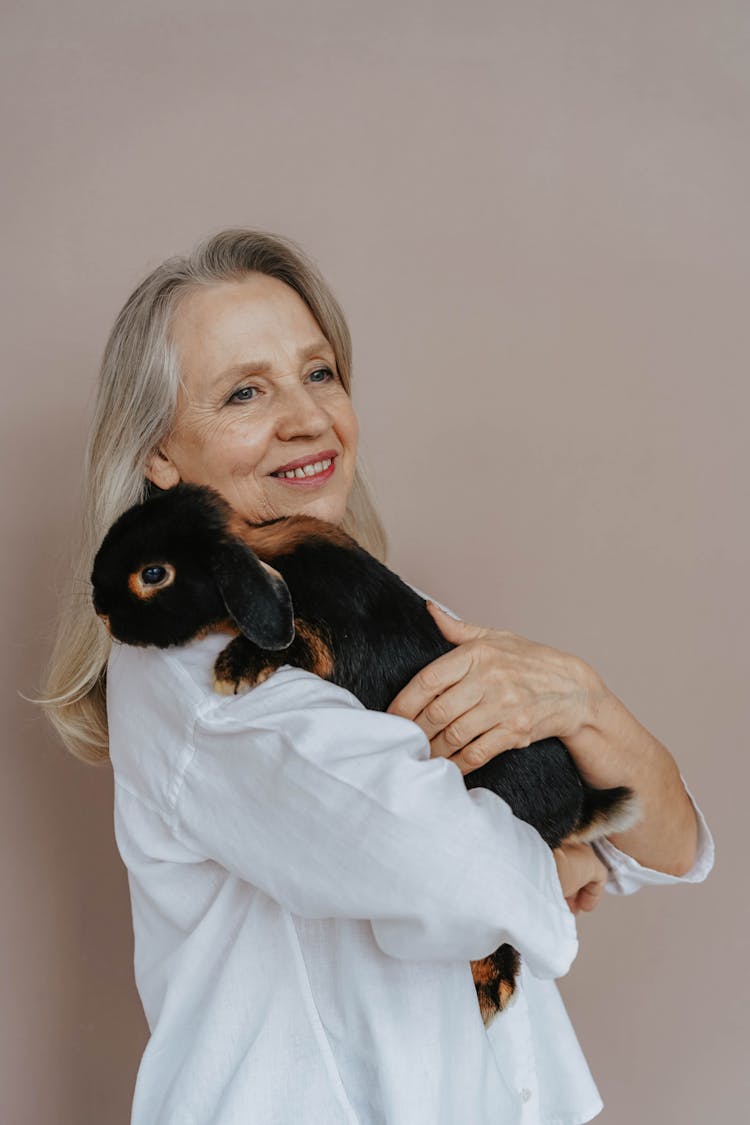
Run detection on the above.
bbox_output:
[146,273,359,526]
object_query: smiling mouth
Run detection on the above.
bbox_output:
[270,456,335,481]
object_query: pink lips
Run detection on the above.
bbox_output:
[270,449,338,474]
[270,454,336,488]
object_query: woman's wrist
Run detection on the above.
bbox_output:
[558,661,641,789]
[562,662,698,876]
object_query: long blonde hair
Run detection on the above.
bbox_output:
[38,228,389,765]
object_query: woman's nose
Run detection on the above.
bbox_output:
[274,383,330,439]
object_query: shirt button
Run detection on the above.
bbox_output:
[520,1088,533,1103]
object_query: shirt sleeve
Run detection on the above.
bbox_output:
[592,776,715,895]
[169,668,578,978]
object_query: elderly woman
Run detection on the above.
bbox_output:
[43,228,713,1125]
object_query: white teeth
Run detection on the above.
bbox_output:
[274,457,332,479]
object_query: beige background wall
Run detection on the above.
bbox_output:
[2,2,745,1122]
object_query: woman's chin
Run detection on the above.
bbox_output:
[296,497,347,526]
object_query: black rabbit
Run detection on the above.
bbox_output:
[91,482,641,1026]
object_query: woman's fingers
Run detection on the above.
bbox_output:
[447,727,521,774]
[574,880,606,913]
[415,682,487,748]
[553,841,608,908]
[386,643,475,722]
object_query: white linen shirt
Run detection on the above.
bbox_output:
[106,585,714,1125]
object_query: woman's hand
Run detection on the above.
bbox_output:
[553,841,609,914]
[387,600,699,877]
[386,601,595,777]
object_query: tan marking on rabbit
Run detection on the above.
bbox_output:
[293,621,335,679]
[212,664,276,695]
[226,512,357,563]
[470,957,497,987]
[195,617,240,641]
[471,955,517,1025]
[476,979,515,1025]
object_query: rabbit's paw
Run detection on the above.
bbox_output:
[213,672,255,695]
[471,944,521,1028]
[213,638,281,695]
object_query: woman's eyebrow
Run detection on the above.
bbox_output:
[213,338,333,386]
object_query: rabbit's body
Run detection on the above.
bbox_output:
[92,482,641,1027]
[212,522,629,848]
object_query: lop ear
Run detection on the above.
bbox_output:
[211,539,295,650]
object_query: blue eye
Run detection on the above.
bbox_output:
[229,387,257,403]
[309,367,336,382]
[142,565,167,585]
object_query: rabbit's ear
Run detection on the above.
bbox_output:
[212,540,295,650]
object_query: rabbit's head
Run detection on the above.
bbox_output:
[91,483,295,650]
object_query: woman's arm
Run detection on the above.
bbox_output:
[561,666,698,876]
[387,598,704,879]
[164,665,579,977]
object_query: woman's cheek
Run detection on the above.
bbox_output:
[213,416,266,464]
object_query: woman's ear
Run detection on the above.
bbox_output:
[212,539,295,650]
[144,445,181,490]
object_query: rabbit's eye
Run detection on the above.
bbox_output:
[142,566,168,585]
[129,562,176,599]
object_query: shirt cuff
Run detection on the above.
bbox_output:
[592,774,715,895]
